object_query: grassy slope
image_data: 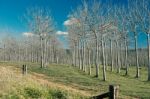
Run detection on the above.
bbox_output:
[0,63,88,99]
[0,62,150,98]
[29,63,150,98]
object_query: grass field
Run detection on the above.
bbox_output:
[0,62,150,99]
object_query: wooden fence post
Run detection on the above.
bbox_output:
[22,64,27,75]
[92,85,119,99]
[109,85,119,99]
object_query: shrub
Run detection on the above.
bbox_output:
[24,87,42,98]
[48,90,67,99]
[2,93,20,99]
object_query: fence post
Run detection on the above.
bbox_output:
[22,64,27,75]
[109,85,119,99]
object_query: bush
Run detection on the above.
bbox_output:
[48,90,67,99]
[24,87,42,98]
[2,93,20,99]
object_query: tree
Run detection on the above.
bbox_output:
[140,0,150,81]
[25,8,55,68]
[128,0,142,78]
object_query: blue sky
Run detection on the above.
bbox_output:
[0,0,82,34]
[0,0,147,48]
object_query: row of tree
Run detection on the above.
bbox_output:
[0,0,150,81]
[65,0,150,81]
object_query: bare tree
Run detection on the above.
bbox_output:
[25,8,55,68]
[140,0,150,81]
[128,0,141,78]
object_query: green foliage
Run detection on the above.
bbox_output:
[3,94,20,99]
[0,91,22,99]
[24,87,42,98]
[48,90,67,99]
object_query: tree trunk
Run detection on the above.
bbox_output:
[125,39,128,75]
[18,44,21,63]
[72,46,75,66]
[78,41,81,69]
[102,37,106,81]
[88,49,91,75]
[104,41,108,71]
[120,43,123,69]
[135,35,140,78]
[42,39,46,66]
[25,42,28,62]
[83,41,86,72]
[75,43,77,66]
[110,40,114,72]
[95,38,99,77]
[116,41,120,73]
[31,44,33,62]
[40,37,44,68]
[81,41,84,70]
[98,44,101,65]
[3,44,6,61]
[147,33,150,81]
[81,40,85,71]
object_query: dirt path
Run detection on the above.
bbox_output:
[31,72,92,97]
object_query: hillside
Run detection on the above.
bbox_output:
[0,62,150,98]
[0,63,88,99]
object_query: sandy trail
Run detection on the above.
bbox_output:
[31,72,92,96]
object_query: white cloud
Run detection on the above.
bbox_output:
[64,18,79,26]
[64,20,72,26]
[56,31,68,35]
[23,32,34,37]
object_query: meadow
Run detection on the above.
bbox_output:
[0,62,150,99]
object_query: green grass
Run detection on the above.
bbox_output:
[0,62,88,99]
[0,61,150,98]
[28,64,150,98]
